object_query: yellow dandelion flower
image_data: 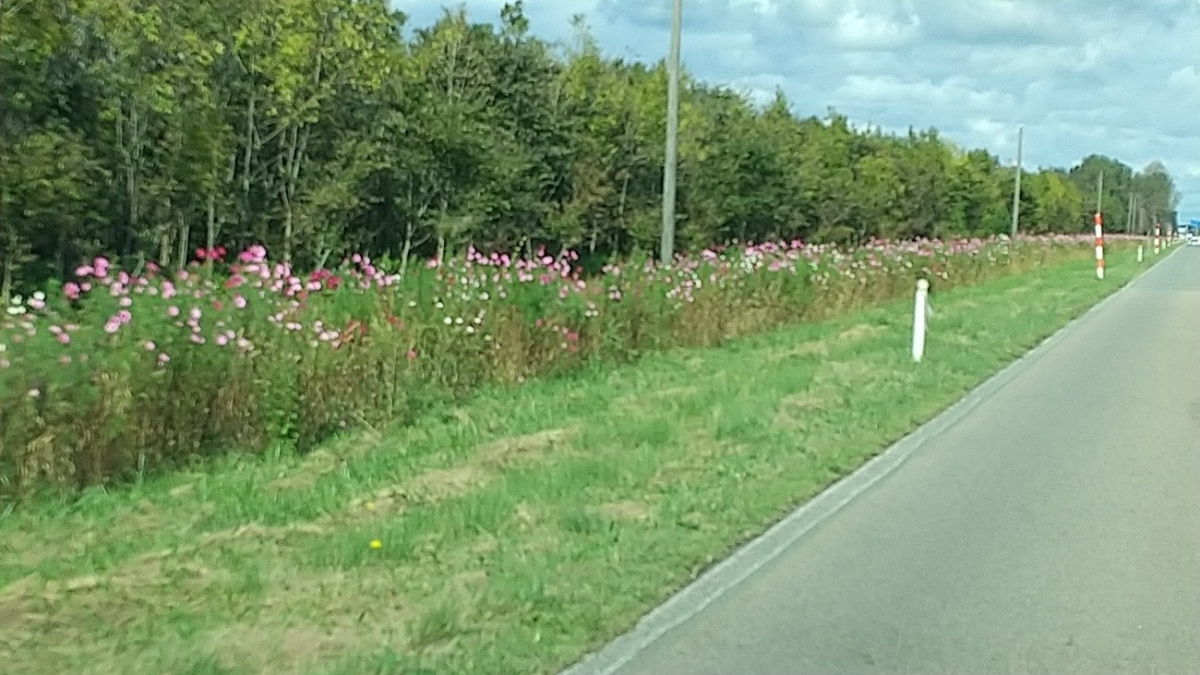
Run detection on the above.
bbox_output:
[369,539,382,549]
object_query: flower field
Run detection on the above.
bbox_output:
[0,235,1097,499]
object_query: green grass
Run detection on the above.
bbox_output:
[0,245,1155,674]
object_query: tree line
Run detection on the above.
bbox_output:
[0,0,1182,297]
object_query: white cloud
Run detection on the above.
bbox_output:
[398,0,1200,217]
[832,9,921,50]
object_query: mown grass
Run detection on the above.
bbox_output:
[0,244,1155,675]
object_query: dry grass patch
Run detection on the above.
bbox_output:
[345,428,576,516]
[614,386,700,414]
[478,427,575,469]
[837,323,885,343]
[400,465,491,505]
[770,340,830,361]
[594,500,654,523]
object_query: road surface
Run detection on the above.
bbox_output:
[580,248,1200,675]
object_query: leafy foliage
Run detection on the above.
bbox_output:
[0,1,1180,298]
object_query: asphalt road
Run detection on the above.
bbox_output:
[601,248,1200,675]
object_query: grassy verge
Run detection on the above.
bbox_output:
[0,245,1154,675]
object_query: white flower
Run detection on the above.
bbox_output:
[443,316,452,325]
[479,292,489,301]
[32,291,45,301]
[454,317,463,325]
[465,326,475,334]
[10,295,22,305]
[435,301,444,309]
[5,306,22,316]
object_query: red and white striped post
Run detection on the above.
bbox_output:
[1154,222,1161,255]
[1094,212,1104,280]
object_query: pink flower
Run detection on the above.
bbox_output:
[189,307,202,321]
[118,310,132,323]
[104,320,120,334]
[189,333,205,344]
[157,352,170,365]
[143,341,156,351]
[167,306,181,317]
[407,349,417,361]
[119,296,132,307]
[57,333,70,345]
[63,282,81,300]
[216,333,229,346]
[27,388,40,398]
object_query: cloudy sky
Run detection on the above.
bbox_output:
[399,0,1200,222]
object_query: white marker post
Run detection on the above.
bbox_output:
[1137,245,1143,263]
[1155,223,1161,255]
[912,279,929,363]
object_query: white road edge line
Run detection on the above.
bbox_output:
[558,247,1177,675]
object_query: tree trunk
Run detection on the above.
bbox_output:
[177,214,190,272]
[1,253,12,307]
[242,87,255,221]
[159,231,170,269]
[206,193,217,274]
[399,220,414,280]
